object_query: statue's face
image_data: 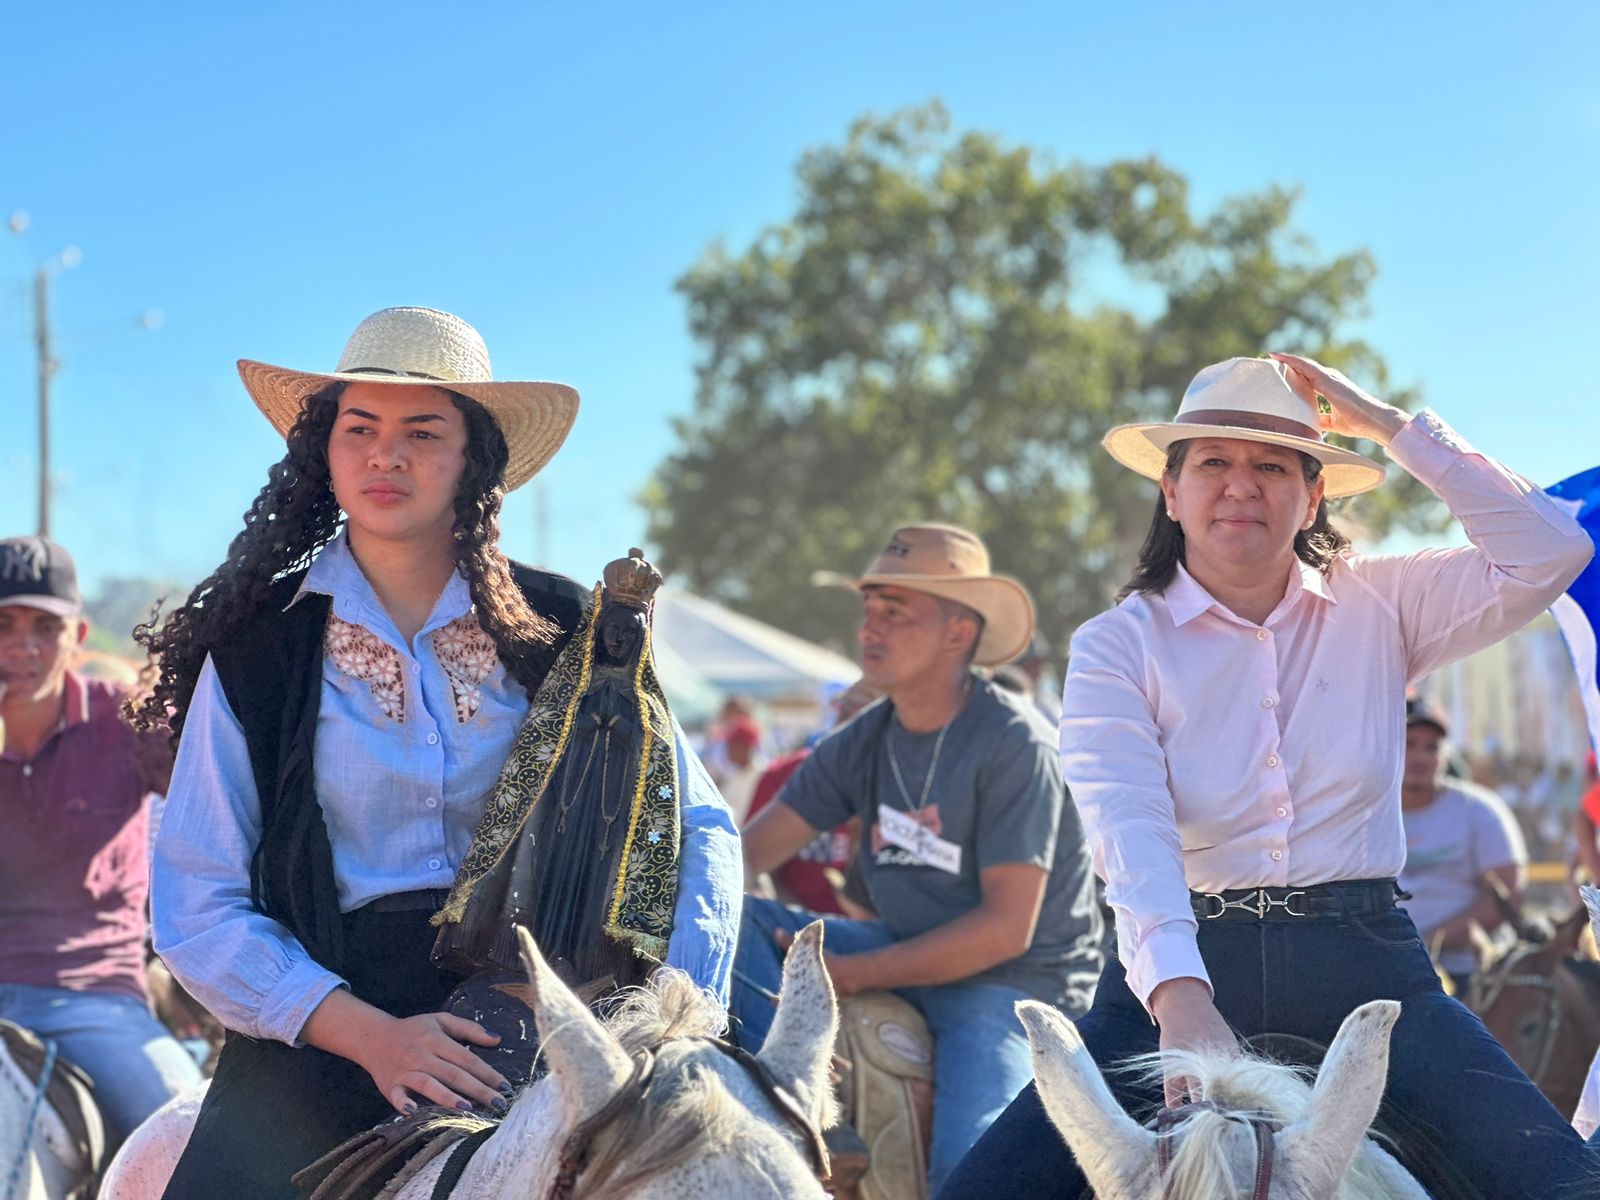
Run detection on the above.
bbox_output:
[599,607,645,665]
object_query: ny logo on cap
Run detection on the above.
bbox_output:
[0,541,45,583]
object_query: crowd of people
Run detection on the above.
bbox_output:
[3,306,1599,1198]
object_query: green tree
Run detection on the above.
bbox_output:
[645,102,1444,651]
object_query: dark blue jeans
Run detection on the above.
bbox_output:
[939,907,1600,1200]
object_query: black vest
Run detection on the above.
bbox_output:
[209,563,588,973]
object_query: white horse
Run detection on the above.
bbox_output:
[102,923,838,1199]
[0,1023,105,1200]
[1018,999,1429,1200]
[1575,883,1600,1142]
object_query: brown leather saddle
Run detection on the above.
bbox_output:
[0,1019,105,1200]
[291,1107,497,1200]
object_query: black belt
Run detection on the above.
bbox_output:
[1189,878,1402,922]
[362,888,452,914]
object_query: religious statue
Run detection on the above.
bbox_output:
[430,548,681,1082]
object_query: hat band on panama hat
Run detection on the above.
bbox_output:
[1174,408,1320,441]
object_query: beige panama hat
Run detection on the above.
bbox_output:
[1102,357,1385,498]
[237,307,579,493]
[828,524,1036,668]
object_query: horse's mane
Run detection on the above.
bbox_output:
[564,969,763,1200]
[1123,1049,1397,1200]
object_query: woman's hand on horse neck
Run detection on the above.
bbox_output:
[1150,977,1240,1107]
[300,988,510,1114]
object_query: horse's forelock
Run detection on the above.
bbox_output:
[564,969,807,1198]
[602,968,726,1057]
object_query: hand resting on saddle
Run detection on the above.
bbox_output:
[101,922,843,1200]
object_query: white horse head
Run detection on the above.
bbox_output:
[104,925,838,1200]
[1018,999,1430,1200]
[0,1023,106,1200]
[420,922,839,1199]
[1575,884,1600,1143]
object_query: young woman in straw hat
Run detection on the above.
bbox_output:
[940,354,1600,1198]
[129,308,740,1198]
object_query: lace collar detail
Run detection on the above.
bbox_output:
[322,612,500,725]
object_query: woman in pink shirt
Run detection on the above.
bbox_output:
[942,354,1599,1198]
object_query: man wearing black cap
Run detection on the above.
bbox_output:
[0,536,202,1149]
[1398,697,1527,996]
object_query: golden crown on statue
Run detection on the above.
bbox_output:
[603,547,664,611]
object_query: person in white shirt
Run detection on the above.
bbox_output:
[1397,697,1527,995]
[941,354,1599,1199]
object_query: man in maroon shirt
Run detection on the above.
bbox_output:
[0,536,201,1147]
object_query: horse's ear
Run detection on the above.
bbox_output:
[1278,1000,1400,1196]
[1555,896,1594,955]
[1017,1000,1155,1197]
[756,922,839,1128]
[516,927,633,1121]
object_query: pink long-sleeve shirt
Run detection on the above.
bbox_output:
[1063,410,1593,1010]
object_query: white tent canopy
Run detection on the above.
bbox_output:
[649,588,859,710]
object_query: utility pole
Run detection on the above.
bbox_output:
[34,267,55,538]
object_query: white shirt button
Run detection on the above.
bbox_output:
[1267,755,1280,768]
[1270,849,1284,861]
[1256,630,1268,642]
[21,764,32,778]
[411,662,421,675]
[428,857,442,871]
[425,796,439,809]
[426,732,440,746]
[1275,806,1287,818]
[1261,697,1275,709]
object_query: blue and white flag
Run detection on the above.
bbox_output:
[1548,465,1600,752]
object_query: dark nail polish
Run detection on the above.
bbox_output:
[456,1100,474,1111]
[498,1081,515,1097]
[491,1097,509,1115]
[403,1102,416,1115]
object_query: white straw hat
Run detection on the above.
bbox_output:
[237,307,579,493]
[1102,357,1386,498]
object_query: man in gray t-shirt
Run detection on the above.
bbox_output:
[732,525,1104,1192]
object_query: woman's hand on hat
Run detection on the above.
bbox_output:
[1268,352,1408,447]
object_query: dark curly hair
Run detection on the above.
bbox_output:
[1119,440,1351,600]
[126,383,557,739]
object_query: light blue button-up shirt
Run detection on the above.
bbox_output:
[152,533,741,1045]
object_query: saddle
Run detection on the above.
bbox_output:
[291,1107,496,1200]
[0,1019,104,1200]
[832,991,934,1200]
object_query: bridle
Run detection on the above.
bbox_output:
[1090,1101,1281,1200]
[546,1036,831,1200]
[1471,945,1565,1086]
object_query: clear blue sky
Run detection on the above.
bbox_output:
[3,1,1596,600]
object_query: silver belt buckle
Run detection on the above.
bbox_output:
[1199,888,1309,919]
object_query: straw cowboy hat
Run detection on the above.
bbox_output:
[828,524,1036,668]
[1102,356,1386,498]
[237,307,579,492]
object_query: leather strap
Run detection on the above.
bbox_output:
[431,1126,496,1200]
[1148,1102,1278,1200]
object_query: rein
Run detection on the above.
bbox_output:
[2,1036,57,1200]
[1473,946,1565,1085]
[1090,1101,1280,1200]
[544,1036,831,1200]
